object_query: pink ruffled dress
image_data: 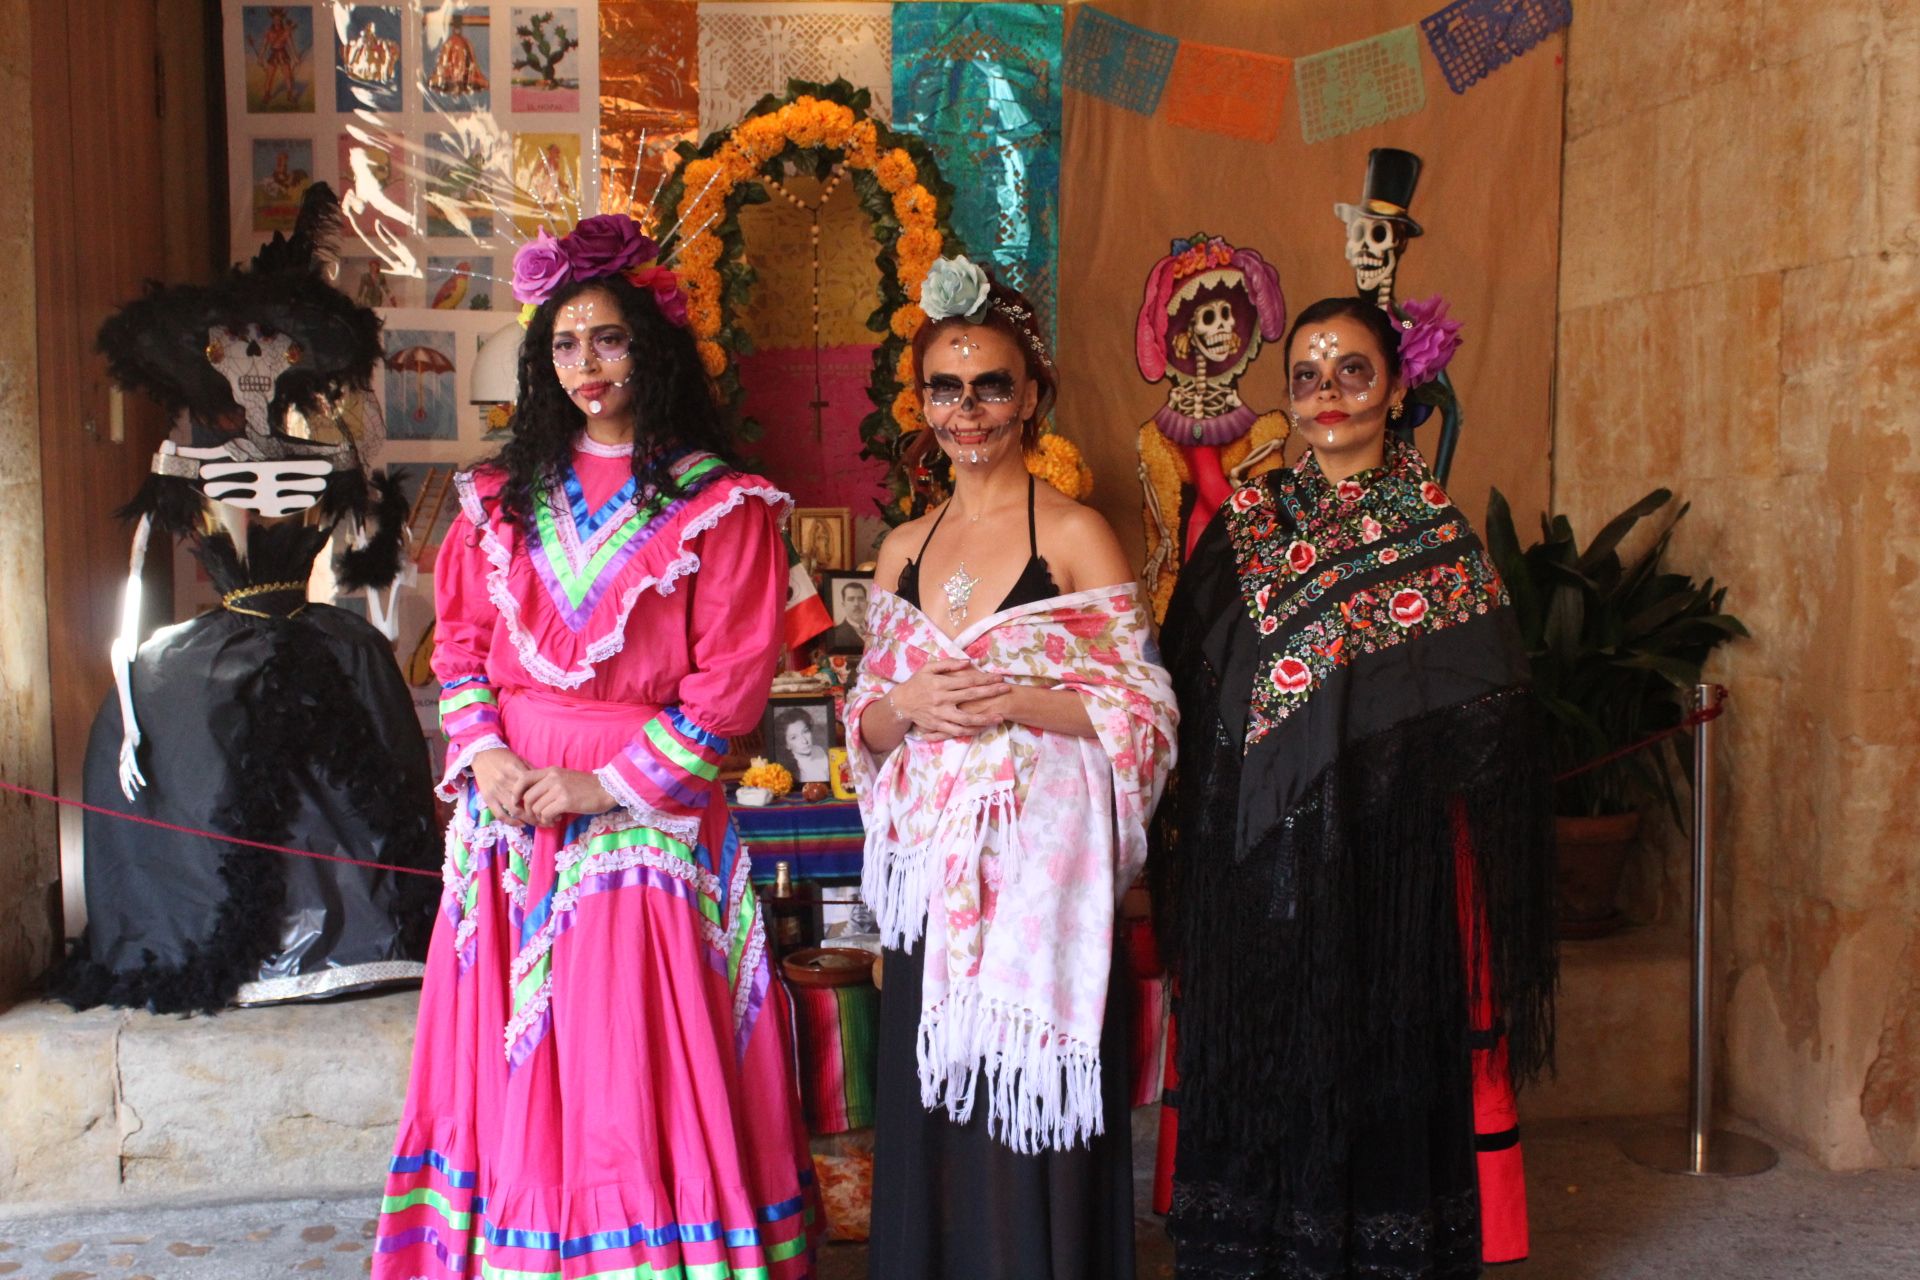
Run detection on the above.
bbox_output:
[374,438,819,1279]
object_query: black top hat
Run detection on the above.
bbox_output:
[1334,147,1424,238]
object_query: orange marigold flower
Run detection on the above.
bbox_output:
[874,149,918,194]
[890,304,926,340]
[892,386,925,433]
[821,103,856,148]
[844,120,881,169]
[894,346,916,385]
[697,340,728,377]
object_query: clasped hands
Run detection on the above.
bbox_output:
[473,749,615,826]
[890,657,1026,742]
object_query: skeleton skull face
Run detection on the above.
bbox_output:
[1189,299,1241,365]
[1342,213,1403,295]
[204,324,300,440]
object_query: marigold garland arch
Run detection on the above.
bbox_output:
[656,79,1088,521]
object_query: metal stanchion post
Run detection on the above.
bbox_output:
[1621,684,1777,1176]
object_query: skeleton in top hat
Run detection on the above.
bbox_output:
[1135,233,1288,623]
[1334,148,1465,482]
[51,183,437,1014]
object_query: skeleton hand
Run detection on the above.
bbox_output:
[111,635,146,801]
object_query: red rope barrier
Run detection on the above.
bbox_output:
[1551,686,1728,784]
[3,686,1728,877]
[0,778,441,878]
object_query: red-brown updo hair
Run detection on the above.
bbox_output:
[909,277,1056,451]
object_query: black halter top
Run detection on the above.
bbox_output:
[898,474,1060,616]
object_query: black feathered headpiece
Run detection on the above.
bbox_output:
[97,182,383,444]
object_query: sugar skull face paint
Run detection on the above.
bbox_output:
[551,286,637,421]
[1289,351,1380,401]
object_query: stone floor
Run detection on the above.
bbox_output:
[1,1118,1916,1279]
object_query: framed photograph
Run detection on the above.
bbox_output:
[792,507,853,574]
[763,696,837,787]
[821,570,875,656]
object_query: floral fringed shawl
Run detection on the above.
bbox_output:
[845,584,1176,1154]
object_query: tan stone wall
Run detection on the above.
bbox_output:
[1555,3,1920,1168]
[0,0,56,1008]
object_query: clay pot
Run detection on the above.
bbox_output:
[1555,811,1642,939]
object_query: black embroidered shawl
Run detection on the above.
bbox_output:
[1150,439,1556,1156]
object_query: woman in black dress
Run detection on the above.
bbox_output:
[845,259,1175,1278]
[1152,297,1557,1278]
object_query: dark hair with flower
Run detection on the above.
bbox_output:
[510,214,690,330]
[487,272,735,537]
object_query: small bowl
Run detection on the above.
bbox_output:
[735,786,773,807]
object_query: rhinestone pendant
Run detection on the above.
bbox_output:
[943,562,980,623]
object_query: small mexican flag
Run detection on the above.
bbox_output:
[784,534,831,653]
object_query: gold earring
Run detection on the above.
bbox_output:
[1390,401,1405,420]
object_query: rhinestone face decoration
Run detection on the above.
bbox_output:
[1307,330,1341,361]
[950,334,979,361]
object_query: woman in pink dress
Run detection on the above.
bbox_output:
[374,216,818,1279]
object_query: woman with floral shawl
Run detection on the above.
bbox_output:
[845,257,1177,1278]
[1152,297,1557,1279]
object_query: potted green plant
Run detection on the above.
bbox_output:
[1483,488,1748,937]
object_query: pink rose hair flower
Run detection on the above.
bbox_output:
[1398,294,1463,388]
[510,228,572,306]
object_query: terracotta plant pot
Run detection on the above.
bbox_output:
[1554,811,1642,939]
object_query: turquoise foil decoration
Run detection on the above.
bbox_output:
[892,3,1064,345]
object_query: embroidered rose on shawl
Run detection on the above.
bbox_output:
[1421,481,1450,509]
[1254,583,1274,612]
[1337,479,1365,503]
[1390,589,1430,627]
[1230,485,1262,513]
[1379,547,1402,565]
[1361,516,1384,544]
[1063,611,1112,640]
[1259,616,1279,636]
[1287,540,1317,574]
[1272,655,1312,692]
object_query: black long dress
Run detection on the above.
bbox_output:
[867,478,1138,1279]
[51,519,439,1014]
[1150,442,1556,1279]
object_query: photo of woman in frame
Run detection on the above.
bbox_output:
[765,697,835,785]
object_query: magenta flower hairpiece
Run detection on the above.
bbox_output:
[510,214,688,330]
[1397,294,1463,387]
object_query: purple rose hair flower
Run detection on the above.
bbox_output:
[1398,294,1463,388]
[511,229,572,306]
[564,214,657,281]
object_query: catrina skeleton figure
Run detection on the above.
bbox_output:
[1135,233,1288,623]
[50,184,438,1014]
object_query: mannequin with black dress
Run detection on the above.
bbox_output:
[851,259,1165,1279]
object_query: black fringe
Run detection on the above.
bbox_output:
[1153,683,1557,1165]
[334,473,410,591]
[48,527,437,1014]
[112,473,208,538]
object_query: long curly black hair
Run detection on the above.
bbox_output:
[489,273,736,535]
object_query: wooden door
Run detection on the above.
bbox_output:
[34,0,217,929]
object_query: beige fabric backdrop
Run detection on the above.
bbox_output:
[1054,0,1566,565]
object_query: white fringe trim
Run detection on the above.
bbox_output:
[916,986,1106,1155]
[455,470,792,692]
